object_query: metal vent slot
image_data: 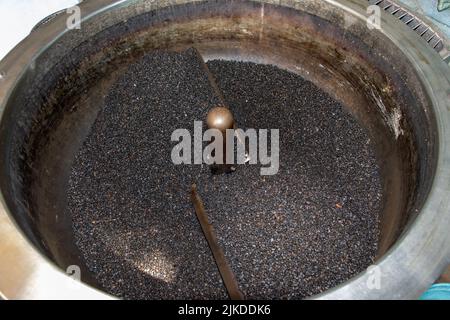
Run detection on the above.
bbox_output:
[368,0,444,53]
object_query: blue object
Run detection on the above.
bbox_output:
[420,283,450,300]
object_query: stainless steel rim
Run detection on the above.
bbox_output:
[0,0,449,299]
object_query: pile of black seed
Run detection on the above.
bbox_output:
[68,49,382,299]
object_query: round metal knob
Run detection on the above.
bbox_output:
[206,106,234,132]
